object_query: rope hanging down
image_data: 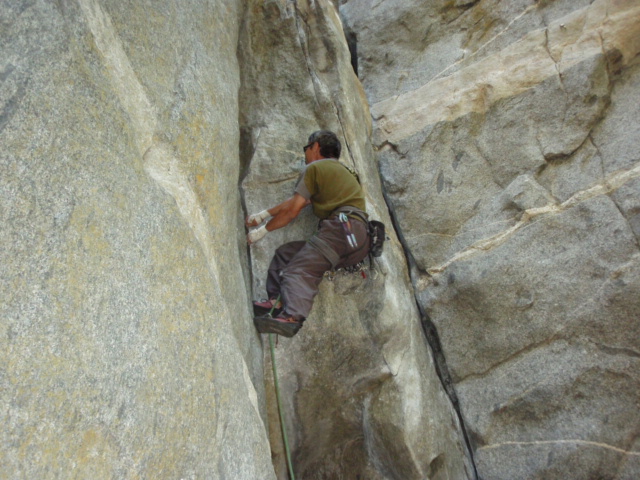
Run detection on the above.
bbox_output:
[268,297,295,480]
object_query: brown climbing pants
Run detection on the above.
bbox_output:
[266,215,370,321]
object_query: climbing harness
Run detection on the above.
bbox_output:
[267,297,296,480]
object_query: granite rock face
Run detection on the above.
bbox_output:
[239,1,473,479]
[3,0,473,479]
[1,1,273,478]
[5,0,638,478]
[341,0,640,479]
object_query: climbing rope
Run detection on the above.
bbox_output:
[267,297,295,480]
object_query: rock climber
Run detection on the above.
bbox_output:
[246,130,370,337]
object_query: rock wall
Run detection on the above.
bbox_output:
[3,0,474,479]
[5,0,638,478]
[341,0,640,479]
[239,1,473,479]
[2,1,274,478]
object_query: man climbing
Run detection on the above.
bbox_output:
[246,130,370,337]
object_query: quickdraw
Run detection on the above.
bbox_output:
[324,260,368,281]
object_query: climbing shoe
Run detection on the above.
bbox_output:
[253,299,283,317]
[253,314,302,338]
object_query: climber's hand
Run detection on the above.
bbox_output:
[247,225,268,245]
[246,209,271,227]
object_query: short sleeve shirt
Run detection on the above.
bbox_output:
[295,158,366,219]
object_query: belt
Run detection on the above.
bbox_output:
[330,206,368,224]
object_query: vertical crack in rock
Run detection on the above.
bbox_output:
[237,123,263,288]
[543,28,565,92]
[380,186,480,479]
[292,2,359,169]
[340,13,358,76]
[292,2,325,115]
[588,134,607,179]
[333,103,357,168]
[420,311,479,480]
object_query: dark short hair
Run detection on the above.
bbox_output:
[308,130,341,159]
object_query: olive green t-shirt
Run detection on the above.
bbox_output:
[295,158,366,219]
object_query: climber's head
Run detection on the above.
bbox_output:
[304,130,341,163]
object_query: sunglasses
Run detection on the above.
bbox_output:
[303,143,314,152]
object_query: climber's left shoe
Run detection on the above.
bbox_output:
[253,299,283,317]
[253,314,302,338]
